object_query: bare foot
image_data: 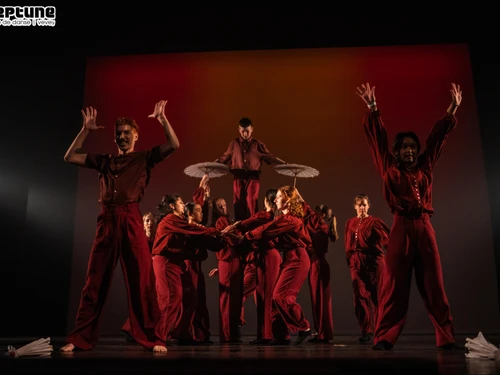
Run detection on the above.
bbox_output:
[153,345,168,353]
[60,343,75,352]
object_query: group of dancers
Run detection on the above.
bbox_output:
[60,82,463,352]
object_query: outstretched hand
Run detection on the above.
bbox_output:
[450,83,462,106]
[208,268,219,278]
[148,100,167,119]
[220,222,238,234]
[356,82,376,106]
[81,107,104,131]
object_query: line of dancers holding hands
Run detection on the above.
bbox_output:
[60,82,463,353]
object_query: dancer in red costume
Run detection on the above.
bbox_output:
[228,185,312,345]
[185,180,215,344]
[344,194,389,344]
[293,192,335,344]
[356,82,462,350]
[61,100,179,353]
[224,188,280,344]
[122,211,158,342]
[151,193,225,350]
[215,117,286,221]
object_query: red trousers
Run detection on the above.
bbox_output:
[308,251,334,340]
[67,203,160,350]
[272,247,311,339]
[121,319,132,338]
[233,178,260,221]
[348,252,384,335]
[256,249,281,339]
[153,255,197,344]
[374,214,455,347]
[218,257,243,342]
[240,257,257,327]
[186,259,210,342]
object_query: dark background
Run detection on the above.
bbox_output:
[1,8,498,338]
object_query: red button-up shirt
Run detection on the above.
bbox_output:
[85,146,163,205]
[216,136,285,176]
[363,111,457,216]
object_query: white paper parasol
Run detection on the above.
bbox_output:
[274,163,319,187]
[184,162,230,179]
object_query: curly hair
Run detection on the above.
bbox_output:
[278,185,304,218]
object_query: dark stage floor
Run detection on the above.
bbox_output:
[1,334,499,375]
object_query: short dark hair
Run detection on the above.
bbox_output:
[239,118,252,128]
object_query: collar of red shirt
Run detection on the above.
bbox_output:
[238,136,253,143]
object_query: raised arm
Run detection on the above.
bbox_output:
[148,100,180,161]
[63,106,104,167]
[446,83,462,116]
[193,174,210,206]
[193,174,212,226]
[356,82,394,176]
[423,83,461,169]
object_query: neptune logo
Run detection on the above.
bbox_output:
[0,6,56,27]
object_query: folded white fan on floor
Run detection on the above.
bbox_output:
[465,332,499,360]
[5,337,53,358]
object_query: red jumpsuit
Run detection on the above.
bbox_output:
[216,136,285,221]
[303,203,334,341]
[238,210,279,340]
[363,110,457,347]
[152,213,224,345]
[66,147,164,350]
[215,215,245,342]
[245,214,312,340]
[344,215,389,337]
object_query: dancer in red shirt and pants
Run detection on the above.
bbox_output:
[61,100,179,353]
[356,82,462,350]
[344,194,389,344]
[215,117,286,221]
